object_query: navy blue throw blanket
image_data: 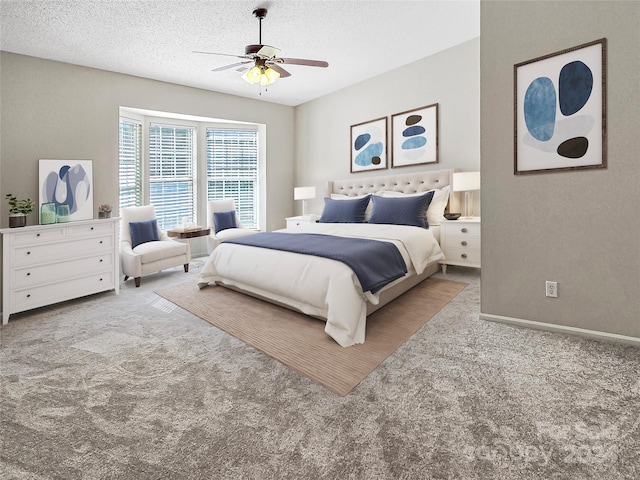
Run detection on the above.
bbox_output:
[226,232,407,294]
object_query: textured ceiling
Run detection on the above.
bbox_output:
[1,0,480,106]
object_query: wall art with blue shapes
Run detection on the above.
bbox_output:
[39,159,93,222]
[515,39,606,174]
[350,116,387,173]
[391,103,439,168]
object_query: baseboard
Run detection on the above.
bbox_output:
[480,313,640,347]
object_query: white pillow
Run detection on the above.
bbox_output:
[377,185,450,226]
[330,193,374,221]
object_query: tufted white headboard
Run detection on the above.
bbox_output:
[325,168,461,213]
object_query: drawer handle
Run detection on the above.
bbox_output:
[461,241,467,246]
[461,253,468,259]
[27,272,31,276]
[99,240,103,244]
[461,228,468,233]
[37,233,41,237]
[100,259,103,263]
[99,278,103,282]
[27,251,31,255]
[26,294,31,298]
[91,227,94,230]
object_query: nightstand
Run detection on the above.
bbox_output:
[285,215,318,229]
[439,217,481,274]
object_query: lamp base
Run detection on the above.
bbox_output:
[464,191,475,218]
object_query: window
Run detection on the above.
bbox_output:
[149,124,196,231]
[118,118,142,209]
[206,129,258,229]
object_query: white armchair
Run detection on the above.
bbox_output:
[120,205,191,287]
[206,199,257,253]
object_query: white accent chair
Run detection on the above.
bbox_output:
[206,199,257,253]
[120,205,191,287]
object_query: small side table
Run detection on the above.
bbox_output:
[167,228,211,248]
[439,217,481,274]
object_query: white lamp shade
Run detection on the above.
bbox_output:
[294,186,316,200]
[452,171,480,192]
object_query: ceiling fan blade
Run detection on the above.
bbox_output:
[279,58,329,68]
[267,63,291,78]
[256,45,280,59]
[211,61,253,72]
[193,50,249,60]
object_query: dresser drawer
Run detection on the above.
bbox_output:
[12,236,113,265]
[68,222,114,237]
[11,254,114,287]
[11,227,66,245]
[10,273,115,312]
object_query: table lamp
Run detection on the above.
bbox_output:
[452,171,480,218]
[294,186,316,216]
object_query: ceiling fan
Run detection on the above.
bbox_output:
[193,8,329,87]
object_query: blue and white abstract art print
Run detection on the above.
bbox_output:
[350,117,388,173]
[39,159,94,221]
[515,39,606,174]
[391,103,439,168]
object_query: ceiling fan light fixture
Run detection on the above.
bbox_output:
[242,65,280,86]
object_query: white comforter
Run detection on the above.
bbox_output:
[197,223,444,347]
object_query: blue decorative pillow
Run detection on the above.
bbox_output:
[368,191,435,228]
[319,195,370,223]
[214,210,237,233]
[129,219,160,248]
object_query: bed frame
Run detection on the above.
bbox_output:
[214,169,459,326]
[325,168,460,315]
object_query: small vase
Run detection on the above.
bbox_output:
[56,204,70,223]
[98,211,111,219]
[41,202,57,224]
[9,214,27,228]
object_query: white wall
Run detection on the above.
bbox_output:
[480,1,640,339]
[294,38,480,216]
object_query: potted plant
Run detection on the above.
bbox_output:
[5,193,35,228]
[98,204,112,219]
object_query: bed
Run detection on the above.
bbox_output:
[198,169,460,347]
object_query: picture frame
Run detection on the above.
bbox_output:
[391,103,439,168]
[350,116,388,173]
[514,38,606,175]
[39,159,94,222]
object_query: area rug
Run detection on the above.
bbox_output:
[155,277,466,395]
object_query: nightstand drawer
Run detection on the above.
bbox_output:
[443,236,481,250]
[443,223,480,237]
[442,248,481,265]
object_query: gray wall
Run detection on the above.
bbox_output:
[0,52,296,313]
[294,38,480,216]
[480,1,640,338]
[0,52,295,231]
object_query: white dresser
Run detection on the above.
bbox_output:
[439,217,481,274]
[1,218,119,325]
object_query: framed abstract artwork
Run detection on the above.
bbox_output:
[514,38,606,175]
[391,103,438,168]
[39,159,94,222]
[350,116,388,173]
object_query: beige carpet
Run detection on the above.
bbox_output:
[155,277,466,395]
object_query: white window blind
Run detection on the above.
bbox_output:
[206,129,258,229]
[149,124,196,231]
[118,118,142,209]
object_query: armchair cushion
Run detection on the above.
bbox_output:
[214,210,237,233]
[129,219,160,248]
[132,240,188,264]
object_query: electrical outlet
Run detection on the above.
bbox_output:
[545,281,558,298]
